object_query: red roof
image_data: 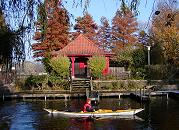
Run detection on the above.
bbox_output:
[52,34,110,56]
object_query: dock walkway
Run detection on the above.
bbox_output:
[1,90,179,101]
[130,90,179,102]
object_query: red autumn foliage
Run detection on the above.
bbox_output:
[112,8,138,52]
[97,16,112,51]
[32,0,70,59]
[72,12,98,43]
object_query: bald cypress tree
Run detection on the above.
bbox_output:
[97,16,112,51]
[73,12,98,43]
[112,7,138,52]
[32,0,70,59]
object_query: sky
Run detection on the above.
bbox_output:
[63,0,155,27]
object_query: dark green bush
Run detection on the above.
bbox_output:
[145,65,176,80]
[48,75,69,90]
[131,48,146,79]
[131,67,146,79]
[132,48,146,68]
[25,75,48,90]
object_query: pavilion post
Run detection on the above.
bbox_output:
[71,57,75,78]
[106,57,110,74]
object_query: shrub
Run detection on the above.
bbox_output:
[132,48,145,68]
[116,46,133,69]
[145,65,176,80]
[49,56,70,79]
[25,75,48,90]
[43,57,52,74]
[88,56,106,79]
[131,48,146,79]
[48,74,69,90]
[15,79,26,91]
[118,81,128,90]
[131,67,146,79]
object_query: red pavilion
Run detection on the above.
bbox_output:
[53,34,112,78]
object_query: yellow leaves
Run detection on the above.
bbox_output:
[157,26,179,41]
[154,25,179,65]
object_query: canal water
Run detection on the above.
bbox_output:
[0,96,179,130]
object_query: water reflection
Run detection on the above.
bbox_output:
[0,102,36,130]
[10,103,34,130]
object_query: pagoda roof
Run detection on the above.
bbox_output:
[52,34,111,57]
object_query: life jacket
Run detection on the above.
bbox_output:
[83,103,92,112]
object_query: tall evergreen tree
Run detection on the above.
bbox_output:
[112,7,138,52]
[32,0,70,59]
[73,12,98,43]
[97,17,112,51]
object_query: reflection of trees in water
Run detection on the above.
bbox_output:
[98,98,141,110]
[69,99,85,111]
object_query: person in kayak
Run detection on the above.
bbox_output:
[83,98,95,112]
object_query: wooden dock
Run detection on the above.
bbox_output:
[1,90,179,101]
[130,90,179,102]
[168,91,179,99]
[130,93,150,102]
[0,90,131,101]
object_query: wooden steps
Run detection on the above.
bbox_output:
[70,78,91,92]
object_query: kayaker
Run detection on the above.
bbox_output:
[83,98,95,112]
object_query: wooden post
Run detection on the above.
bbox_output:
[143,87,145,96]
[2,93,4,101]
[86,88,89,99]
[140,88,142,101]
[90,77,93,91]
[65,95,67,101]
[45,95,46,101]
[118,100,121,106]
[118,93,121,100]
[166,93,168,100]
[98,93,100,101]
[23,96,25,101]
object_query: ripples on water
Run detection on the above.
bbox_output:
[0,97,179,130]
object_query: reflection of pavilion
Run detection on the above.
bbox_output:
[52,34,112,79]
